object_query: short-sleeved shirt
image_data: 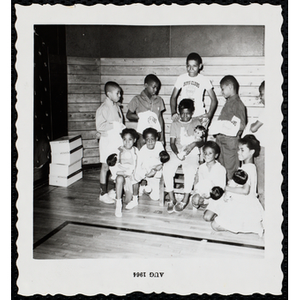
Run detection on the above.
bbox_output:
[174,73,213,117]
[170,118,201,155]
[135,142,165,180]
[137,142,164,168]
[128,90,165,118]
[194,161,226,192]
[218,94,247,132]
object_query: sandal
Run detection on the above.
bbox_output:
[174,201,188,212]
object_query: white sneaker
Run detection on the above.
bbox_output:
[99,193,115,204]
[115,199,122,217]
[144,185,152,194]
[107,189,116,199]
[125,200,138,210]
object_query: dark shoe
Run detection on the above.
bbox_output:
[199,203,208,210]
[167,201,175,213]
[174,201,188,212]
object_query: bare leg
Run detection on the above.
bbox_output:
[168,191,176,204]
[182,193,190,204]
[132,183,139,196]
[115,175,125,200]
[99,163,115,203]
[114,175,125,217]
[100,163,109,185]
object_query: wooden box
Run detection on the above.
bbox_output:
[49,169,83,187]
[50,135,82,154]
[51,146,83,165]
[49,159,82,177]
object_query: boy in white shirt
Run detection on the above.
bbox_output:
[170,52,218,127]
[135,128,169,201]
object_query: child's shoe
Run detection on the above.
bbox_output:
[125,199,138,210]
[174,201,188,212]
[107,189,116,200]
[99,193,115,204]
[144,185,152,194]
[115,199,122,217]
[139,184,152,196]
[166,201,175,213]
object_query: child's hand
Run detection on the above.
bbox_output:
[198,114,210,128]
[148,116,157,124]
[177,153,185,160]
[171,113,180,122]
[95,132,101,140]
[184,142,196,155]
[154,164,163,171]
[146,169,156,178]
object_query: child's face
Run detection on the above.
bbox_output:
[122,133,135,150]
[203,147,217,163]
[237,143,254,162]
[144,133,157,150]
[186,60,201,77]
[259,88,265,104]
[179,108,193,122]
[107,87,121,103]
[220,84,233,99]
[145,81,159,97]
[194,128,204,139]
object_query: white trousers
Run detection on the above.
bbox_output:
[163,152,199,194]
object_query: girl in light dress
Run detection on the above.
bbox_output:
[106,128,139,217]
[211,134,264,237]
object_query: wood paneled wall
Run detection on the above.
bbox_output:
[67,57,264,165]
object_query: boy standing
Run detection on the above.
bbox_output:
[126,74,165,149]
[96,81,124,204]
[170,52,218,127]
[215,75,247,180]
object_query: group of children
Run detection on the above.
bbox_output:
[95,52,265,237]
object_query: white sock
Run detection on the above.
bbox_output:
[115,199,122,217]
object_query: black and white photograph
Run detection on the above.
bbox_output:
[13,2,285,297]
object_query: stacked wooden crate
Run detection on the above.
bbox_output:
[49,135,83,187]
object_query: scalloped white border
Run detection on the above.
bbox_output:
[14,3,284,296]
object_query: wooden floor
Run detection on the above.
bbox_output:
[33,168,265,259]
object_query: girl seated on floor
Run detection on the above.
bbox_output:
[134,127,170,201]
[106,128,139,217]
[191,141,226,215]
[210,134,264,237]
[163,99,205,213]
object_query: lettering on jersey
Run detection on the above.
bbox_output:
[183,81,200,88]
